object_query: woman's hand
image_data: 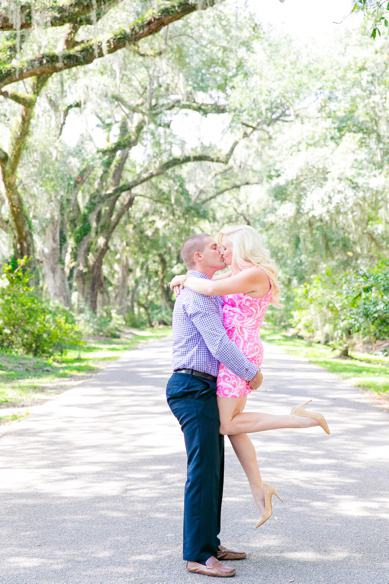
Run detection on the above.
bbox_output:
[170,274,187,290]
[170,274,188,297]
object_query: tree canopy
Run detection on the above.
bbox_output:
[0,0,388,350]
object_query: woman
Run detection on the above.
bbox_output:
[170,225,330,528]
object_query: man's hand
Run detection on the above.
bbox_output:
[248,369,263,390]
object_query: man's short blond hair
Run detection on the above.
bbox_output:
[181,233,211,269]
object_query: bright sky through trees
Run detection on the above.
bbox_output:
[249,0,359,43]
[163,0,361,158]
[61,0,360,147]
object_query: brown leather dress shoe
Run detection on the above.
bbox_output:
[217,545,247,561]
[187,555,236,577]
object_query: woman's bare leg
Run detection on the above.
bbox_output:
[217,396,319,436]
[229,433,266,514]
[218,395,267,513]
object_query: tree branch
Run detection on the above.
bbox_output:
[0,89,36,107]
[193,167,232,201]
[6,75,51,177]
[0,0,217,89]
[94,193,135,267]
[0,147,9,166]
[58,101,82,137]
[87,105,277,224]
[241,105,296,134]
[177,101,227,115]
[365,229,384,250]
[58,22,82,52]
[0,0,122,31]
[0,215,9,233]
[101,121,255,203]
[232,203,251,225]
[111,147,130,188]
[130,45,167,58]
[104,150,235,200]
[199,180,263,204]
[100,118,146,154]
[112,96,227,124]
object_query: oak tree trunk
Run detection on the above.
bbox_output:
[41,202,72,308]
[115,250,129,317]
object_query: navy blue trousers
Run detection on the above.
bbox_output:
[166,372,224,563]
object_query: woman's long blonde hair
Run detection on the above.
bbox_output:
[217,225,281,308]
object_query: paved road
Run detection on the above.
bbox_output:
[1,338,388,584]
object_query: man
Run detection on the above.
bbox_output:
[166,233,263,578]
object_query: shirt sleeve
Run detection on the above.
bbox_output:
[185,292,258,381]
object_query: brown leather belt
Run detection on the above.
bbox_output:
[175,368,217,382]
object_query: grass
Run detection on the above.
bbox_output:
[0,327,172,415]
[261,325,389,396]
[5,321,386,419]
[0,411,30,424]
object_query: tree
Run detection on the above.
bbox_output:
[8,4,298,313]
[351,1,389,37]
[0,0,219,270]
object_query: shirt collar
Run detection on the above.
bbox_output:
[188,270,212,280]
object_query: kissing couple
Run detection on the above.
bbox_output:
[166,225,330,578]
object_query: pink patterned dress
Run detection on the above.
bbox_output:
[216,282,272,399]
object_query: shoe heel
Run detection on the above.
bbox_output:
[291,400,330,435]
[255,484,282,528]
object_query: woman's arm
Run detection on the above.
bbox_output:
[170,270,232,291]
[184,267,269,297]
[212,271,232,281]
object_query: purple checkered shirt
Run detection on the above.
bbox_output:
[172,271,258,380]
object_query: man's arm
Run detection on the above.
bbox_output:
[185,293,261,385]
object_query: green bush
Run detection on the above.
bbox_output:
[265,288,294,329]
[77,306,125,338]
[0,259,83,356]
[342,260,389,340]
[125,311,147,328]
[125,306,172,328]
[292,273,340,344]
[292,259,389,344]
[150,305,172,326]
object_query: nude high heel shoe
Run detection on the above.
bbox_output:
[290,400,330,434]
[255,484,283,528]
